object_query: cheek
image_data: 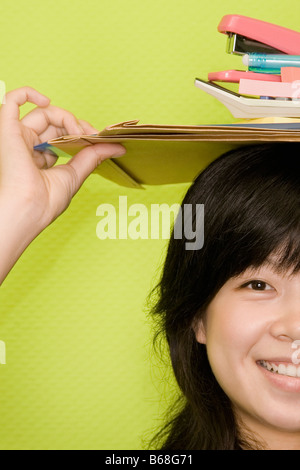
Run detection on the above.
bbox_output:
[204,297,267,373]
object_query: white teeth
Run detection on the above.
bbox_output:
[259,360,300,378]
[287,364,297,377]
[278,364,286,375]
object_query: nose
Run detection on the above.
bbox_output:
[270,291,300,342]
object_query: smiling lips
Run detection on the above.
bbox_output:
[258,360,300,378]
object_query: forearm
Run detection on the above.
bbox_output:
[0,198,41,285]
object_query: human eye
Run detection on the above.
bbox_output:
[240,280,274,291]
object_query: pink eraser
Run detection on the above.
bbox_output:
[281,67,300,83]
[239,78,300,98]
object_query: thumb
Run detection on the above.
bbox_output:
[66,143,126,192]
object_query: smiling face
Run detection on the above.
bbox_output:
[195,260,300,448]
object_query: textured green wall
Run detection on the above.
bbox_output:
[0,0,298,450]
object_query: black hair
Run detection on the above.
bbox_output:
[150,143,300,450]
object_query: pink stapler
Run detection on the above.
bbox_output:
[219,14,300,56]
[208,15,300,83]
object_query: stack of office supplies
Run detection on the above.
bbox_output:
[195,15,300,119]
[35,15,300,188]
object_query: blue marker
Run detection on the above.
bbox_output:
[34,142,59,156]
[243,53,300,74]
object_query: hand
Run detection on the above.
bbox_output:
[0,86,126,284]
[0,86,126,230]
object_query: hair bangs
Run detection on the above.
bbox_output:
[264,231,300,275]
[189,143,300,291]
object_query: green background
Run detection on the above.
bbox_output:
[0,0,298,450]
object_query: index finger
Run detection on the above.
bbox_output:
[0,87,50,124]
[21,105,91,137]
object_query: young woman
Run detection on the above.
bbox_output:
[150,143,300,450]
[1,87,300,450]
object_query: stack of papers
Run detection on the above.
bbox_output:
[43,120,300,188]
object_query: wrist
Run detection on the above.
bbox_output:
[0,195,43,284]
